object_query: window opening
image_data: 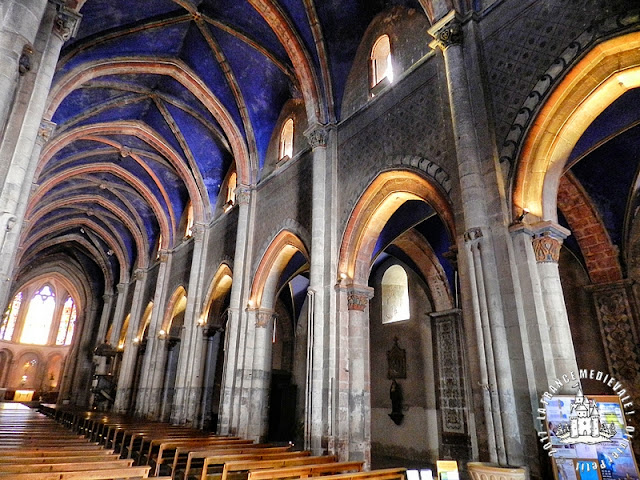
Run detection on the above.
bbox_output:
[1,292,22,341]
[56,296,76,346]
[21,285,56,345]
[381,265,410,323]
[279,118,294,161]
[370,35,393,90]
[224,171,237,212]
[185,202,194,238]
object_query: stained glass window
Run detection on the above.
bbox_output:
[0,292,22,341]
[56,297,76,346]
[20,286,56,345]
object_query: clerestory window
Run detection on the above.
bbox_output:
[381,265,410,324]
[370,35,393,92]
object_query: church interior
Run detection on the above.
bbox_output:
[0,0,639,478]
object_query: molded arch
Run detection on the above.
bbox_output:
[45,58,252,187]
[250,230,309,310]
[202,263,233,326]
[514,32,640,221]
[339,170,455,283]
[161,286,187,334]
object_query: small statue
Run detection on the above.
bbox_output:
[389,379,404,425]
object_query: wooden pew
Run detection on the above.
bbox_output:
[308,468,407,480]
[0,454,122,464]
[246,461,364,480]
[150,439,258,475]
[0,465,152,479]
[0,458,133,474]
[216,455,339,480]
[169,445,292,479]
[184,450,311,480]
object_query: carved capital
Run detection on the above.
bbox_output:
[347,286,374,311]
[202,326,221,338]
[191,223,206,236]
[53,6,81,41]
[116,283,127,295]
[531,221,570,263]
[158,250,169,263]
[19,45,33,76]
[428,11,462,50]
[235,185,251,205]
[463,227,483,243]
[255,310,276,328]
[304,124,329,149]
[134,268,146,282]
[38,120,56,143]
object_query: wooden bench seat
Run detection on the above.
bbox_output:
[215,455,339,480]
[184,450,311,480]
[246,460,364,480]
[307,468,407,480]
[169,445,292,479]
[0,465,152,479]
[0,454,122,464]
[0,458,133,474]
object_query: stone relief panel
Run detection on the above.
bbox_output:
[482,0,636,168]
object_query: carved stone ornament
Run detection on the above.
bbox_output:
[304,125,329,149]
[532,231,562,263]
[19,46,33,76]
[53,7,82,41]
[38,120,56,143]
[255,311,275,328]
[463,227,483,243]
[235,186,251,205]
[428,12,463,51]
[347,291,369,311]
[134,269,145,281]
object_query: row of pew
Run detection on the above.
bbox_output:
[0,402,407,480]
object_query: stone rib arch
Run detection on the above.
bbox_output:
[339,169,455,283]
[202,263,233,328]
[250,230,310,310]
[512,30,640,220]
[387,155,453,196]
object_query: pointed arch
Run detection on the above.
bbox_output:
[202,263,233,327]
[250,230,309,309]
[514,32,640,220]
[339,170,455,283]
[162,286,187,334]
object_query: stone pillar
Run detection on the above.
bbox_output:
[171,223,210,424]
[108,282,129,346]
[586,281,640,400]
[96,291,115,345]
[531,221,578,377]
[218,185,255,435]
[429,12,530,467]
[0,2,80,310]
[136,250,173,417]
[304,123,339,456]
[333,284,374,465]
[200,327,223,429]
[0,0,48,139]
[113,268,148,413]
[68,301,100,407]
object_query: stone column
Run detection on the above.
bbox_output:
[0,2,80,310]
[531,221,578,377]
[113,268,148,413]
[429,12,529,467]
[586,281,640,400]
[0,0,48,139]
[95,291,115,345]
[304,123,339,456]
[171,223,210,424]
[136,250,173,417]
[218,185,255,435]
[334,284,374,465]
[200,327,223,429]
[68,301,100,407]
[108,282,129,346]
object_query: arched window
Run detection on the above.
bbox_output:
[381,265,410,324]
[370,35,393,90]
[156,233,163,260]
[21,285,56,345]
[224,170,237,212]
[55,296,76,346]
[0,292,22,341]
[279,118,294,161]
[184,202,194,238]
